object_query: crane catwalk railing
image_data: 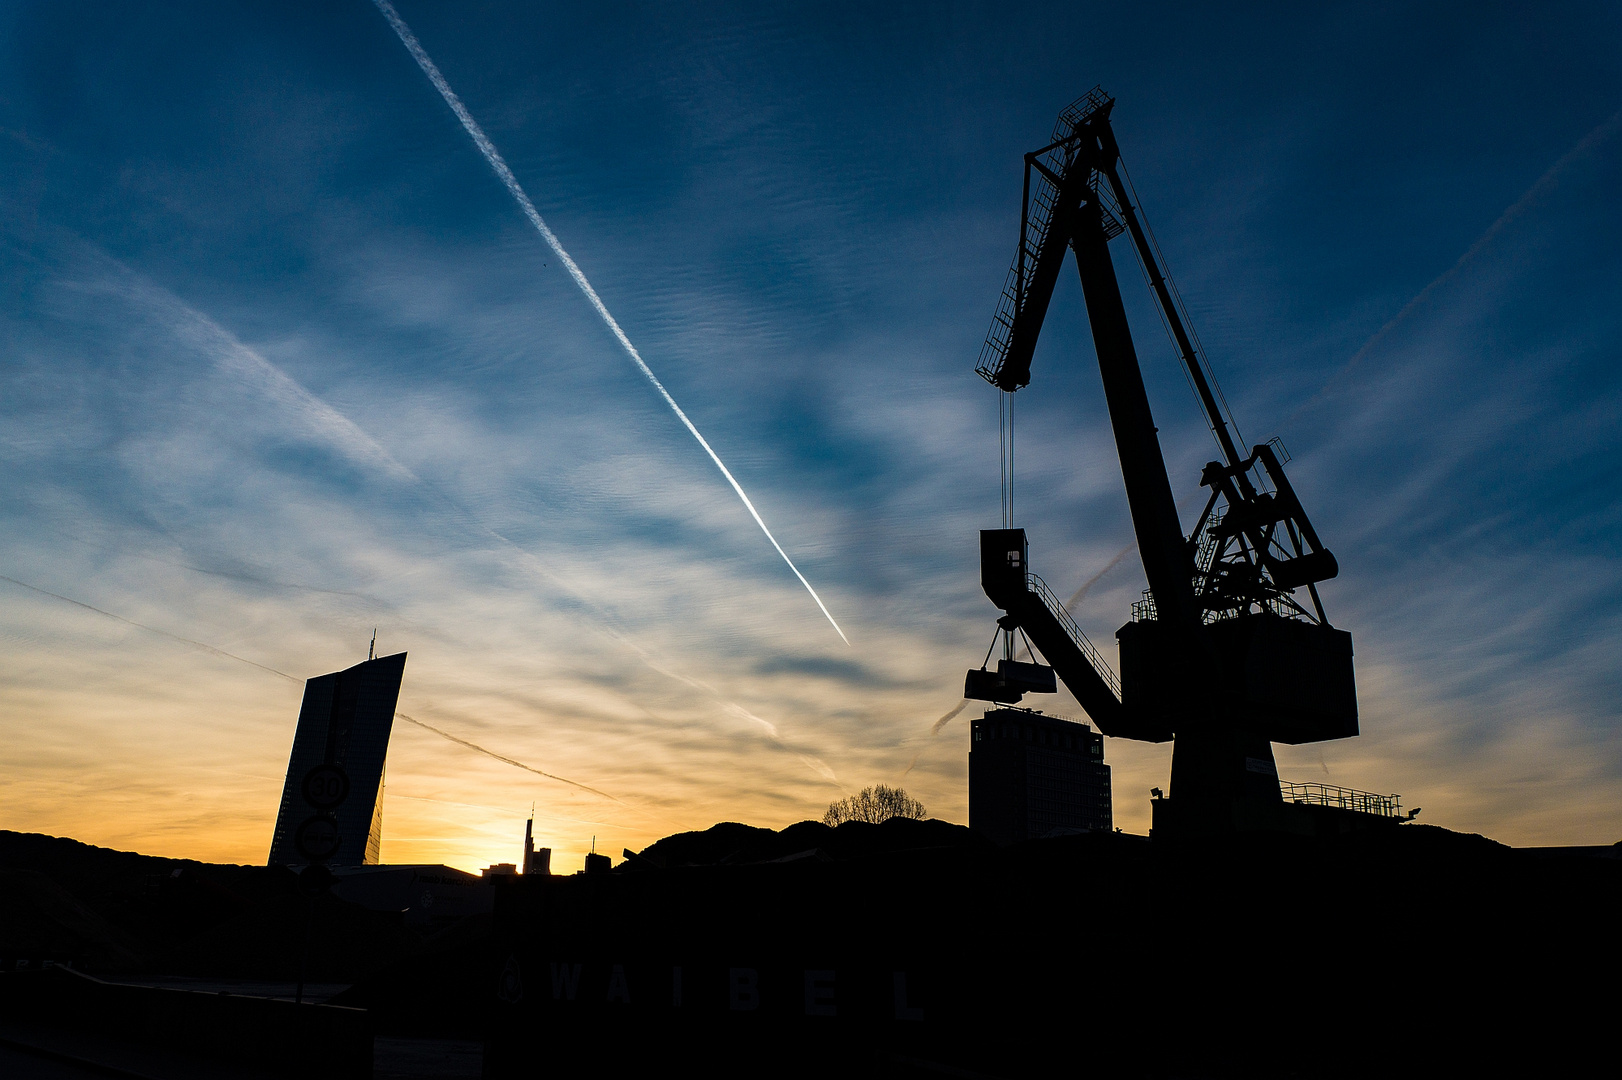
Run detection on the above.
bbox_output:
[1026,573,1122,700]
[1279,781,1402,819]
[1056,86,1114,139]
[976,184,1060,383]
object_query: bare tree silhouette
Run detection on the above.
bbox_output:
[822,785,927,826]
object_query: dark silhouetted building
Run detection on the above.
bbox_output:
[969,707,1110,844]
[267,652,406,866]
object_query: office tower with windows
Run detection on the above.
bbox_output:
[969,707,1111,844]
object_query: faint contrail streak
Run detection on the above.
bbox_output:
[71,263,417,483]
[1063,541,1136,614]
[0,573,300,682]
[901,698,969,776]
[1014,540,1135,663]
[930,699,969,736]
[395,712,623,802]
[372,0,848,646]
[1289,107,1622,426]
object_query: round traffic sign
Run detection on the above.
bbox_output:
[301,764,350,810]
[294,814,342,862]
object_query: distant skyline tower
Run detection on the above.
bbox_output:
[267,652,406,866]
[522,813,551,876]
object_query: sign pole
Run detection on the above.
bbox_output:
[296,894,312,1005]
[291,762,347,1009]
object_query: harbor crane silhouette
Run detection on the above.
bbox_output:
[965,89,1363,836]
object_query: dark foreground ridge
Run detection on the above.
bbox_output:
[4,824,1619,1077]
[489,822,1619,1077]
[0,830,423,981]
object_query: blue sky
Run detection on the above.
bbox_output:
[2,2,1619,868]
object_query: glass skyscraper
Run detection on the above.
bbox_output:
[267,652,406,866]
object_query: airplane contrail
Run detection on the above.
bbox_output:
[372,0,848,646]
[0,573,301,682]
[900,698,970,776]
[1288,106,1622,428]
[930,699,969,736]
[395,712,624,803]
